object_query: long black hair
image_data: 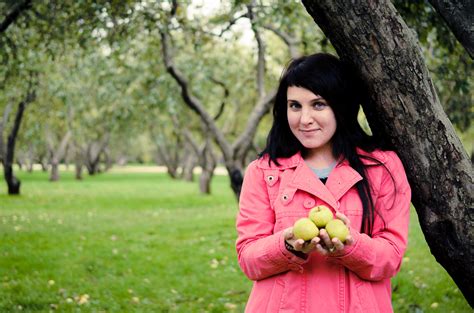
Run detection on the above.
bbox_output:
[260,53,391,236]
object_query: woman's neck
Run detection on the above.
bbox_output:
[303,145,337,169]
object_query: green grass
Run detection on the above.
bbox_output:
[0,170,471,312]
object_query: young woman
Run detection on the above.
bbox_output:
[236,53,411,312]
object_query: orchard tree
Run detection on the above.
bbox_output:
[158,1,319,197]
[301,0,473,305]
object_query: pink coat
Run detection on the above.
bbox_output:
[236,149,411,313]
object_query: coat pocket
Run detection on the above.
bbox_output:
[266,277,286,313]
[355,280,379,313]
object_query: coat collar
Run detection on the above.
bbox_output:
[288,154,362,210]
[257,149,386,210]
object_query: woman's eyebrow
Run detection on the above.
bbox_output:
[287,96,324,102]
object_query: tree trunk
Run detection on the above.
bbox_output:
[103,148,113,172]
[427,0,474,59]
[26,145,34,172]
[181,147,196,182]
[226,163,244,199]
[199,138,217,194]
[40,158,49,172]
[153,129,181,180]
[47,131,71,182]
[72,142,84,180]
[2,90,34,195]
[302,0,473,305]
[4,166,20,194]
[75,162,83,180]
[0,103,13,166]
[50,161,59,181]
[87,161,100,175]
[85,135,109,175]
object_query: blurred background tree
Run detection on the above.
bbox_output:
[1,0,471,192]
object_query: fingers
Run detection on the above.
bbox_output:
[344,235,354,246]
[283,227,294,241]
[315,243,328,255]
[284,220,353,256]
[319,229,333,249]
[310,236,320,246]
[331,238,345,251]
[335,212,351,228]
[293,239,306,251]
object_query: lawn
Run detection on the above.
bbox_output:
[0,169,471,312]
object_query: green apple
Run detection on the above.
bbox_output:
[293,218,319,241]
[308,205,334,228]
[325,219,349,242]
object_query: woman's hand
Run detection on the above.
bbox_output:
[315,212,355,255]
[283,227,321,254]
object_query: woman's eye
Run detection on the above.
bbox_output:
[288,102,301,109]
[313,102,327,110]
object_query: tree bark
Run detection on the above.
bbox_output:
[47,130,71,182]
[183,128,217,194]
[199,137,216,194]
[302,0,473,305]
[0,102,13,165]
[427,0,474,59]
[153,125,181,179]
[50,162,59,181]
[3,90,34,194]
[85,134,109,175]
[181,146,196,182]
[40,156,49,172]
[71,142,84,180]
[26,144,34,172]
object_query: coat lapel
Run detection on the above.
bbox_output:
[288,155,363,211]
[326,161,363,202]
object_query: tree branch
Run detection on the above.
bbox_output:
[160,28,233,161]
[217,12,249,37]
[232,89,276,159]
[0,0,32,34]
[247,3,266,98]
[263,24,301,59]
[6,88,35,167]
[428,0,474,59]
[208,76,229,121]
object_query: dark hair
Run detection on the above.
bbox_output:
[260,53,391,236]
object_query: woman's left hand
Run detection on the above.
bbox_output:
[315,212,355,255]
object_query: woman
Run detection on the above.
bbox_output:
[236,53,411,312]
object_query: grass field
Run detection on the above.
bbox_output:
[0,169,471,312]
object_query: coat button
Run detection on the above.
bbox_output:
[282,195,288,201]
[304,198,315,209]
[267,175,274,181]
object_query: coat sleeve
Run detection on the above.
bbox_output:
[329,151,411,281]
[235,160,308,281]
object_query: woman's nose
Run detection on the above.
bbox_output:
[300,107,314,125]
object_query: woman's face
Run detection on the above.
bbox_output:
[287,86,337,153]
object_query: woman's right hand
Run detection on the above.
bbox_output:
[283,227,321,254]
